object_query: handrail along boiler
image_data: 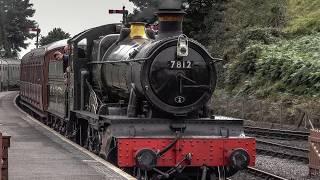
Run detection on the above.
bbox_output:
[20,2,256,180]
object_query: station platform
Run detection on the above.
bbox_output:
[0,91,135,180]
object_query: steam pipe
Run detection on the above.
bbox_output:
[201,166,208,180]
[80,69,89,110]
[127,84,137,117]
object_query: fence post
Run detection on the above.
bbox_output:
[297,110,306,129]
[259,101,263,122]
[241,97,245,119]
[280,103,283,128]
[226,98,230,117]
[0,132,2,180]
[3,135,10,180]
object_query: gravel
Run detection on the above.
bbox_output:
[256,155,309,179]
[229,155,319,180]
[256,139,308,162]
[228,119,315,179]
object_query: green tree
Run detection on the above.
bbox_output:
[128,0,218,45]
[0,0,37,57]
[183,0,221,45]
[39,28,70,46]
[218,0,287,89]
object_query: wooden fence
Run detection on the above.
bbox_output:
[309,129,320,176]
[211,95,320,129]
[0,133,10,180]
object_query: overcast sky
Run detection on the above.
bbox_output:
[20,0,134,57]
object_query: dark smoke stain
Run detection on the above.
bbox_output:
[130,0,183,23]
[131,7,157,23]
[159,0,182,10]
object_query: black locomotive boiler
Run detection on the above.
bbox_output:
[91,22,216,117]
[20,2,256,180]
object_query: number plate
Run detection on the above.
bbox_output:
[168,60,193,69]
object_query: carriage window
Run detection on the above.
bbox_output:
[40,66,43,82]
[38,65,41,82]
[31,64,34,83]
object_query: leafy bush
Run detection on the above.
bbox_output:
[225,28,282,86]
[227,33,320,97]
[286,0,320,34]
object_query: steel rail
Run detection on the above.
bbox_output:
[257,139,308,152]
[246,166,289,180]
[256,139,309,163]
[244,126,309,140]
[256,148,308,163]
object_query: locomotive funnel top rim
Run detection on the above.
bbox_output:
[155,10,186,15]
[129,22,147,25]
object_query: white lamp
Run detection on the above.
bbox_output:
[0,47,5,57]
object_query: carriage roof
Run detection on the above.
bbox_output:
[21,39,69,64]
[0,58,20,65]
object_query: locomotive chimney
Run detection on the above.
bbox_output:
[156,0,185,38]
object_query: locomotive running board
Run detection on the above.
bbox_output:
[71,110,245,137]
[102,117,244,137]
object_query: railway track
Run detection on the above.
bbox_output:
[256,139,309,163]
[246,166,289,180]
[244,126,309,140]
[228,166,289,180]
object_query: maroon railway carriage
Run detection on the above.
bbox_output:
[20,40,67,116]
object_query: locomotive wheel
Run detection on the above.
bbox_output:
[59,122,66,136]
[49,116,54,128]
[47,116,52,127]
[86,127,101,154]
[68,121,78,142]
[86,127,92,150]
[53,118,58,131]
[93,131,102,154]
[75,120,86,146]
[79,122,88,147]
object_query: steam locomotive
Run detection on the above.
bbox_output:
[20,2,255,180]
